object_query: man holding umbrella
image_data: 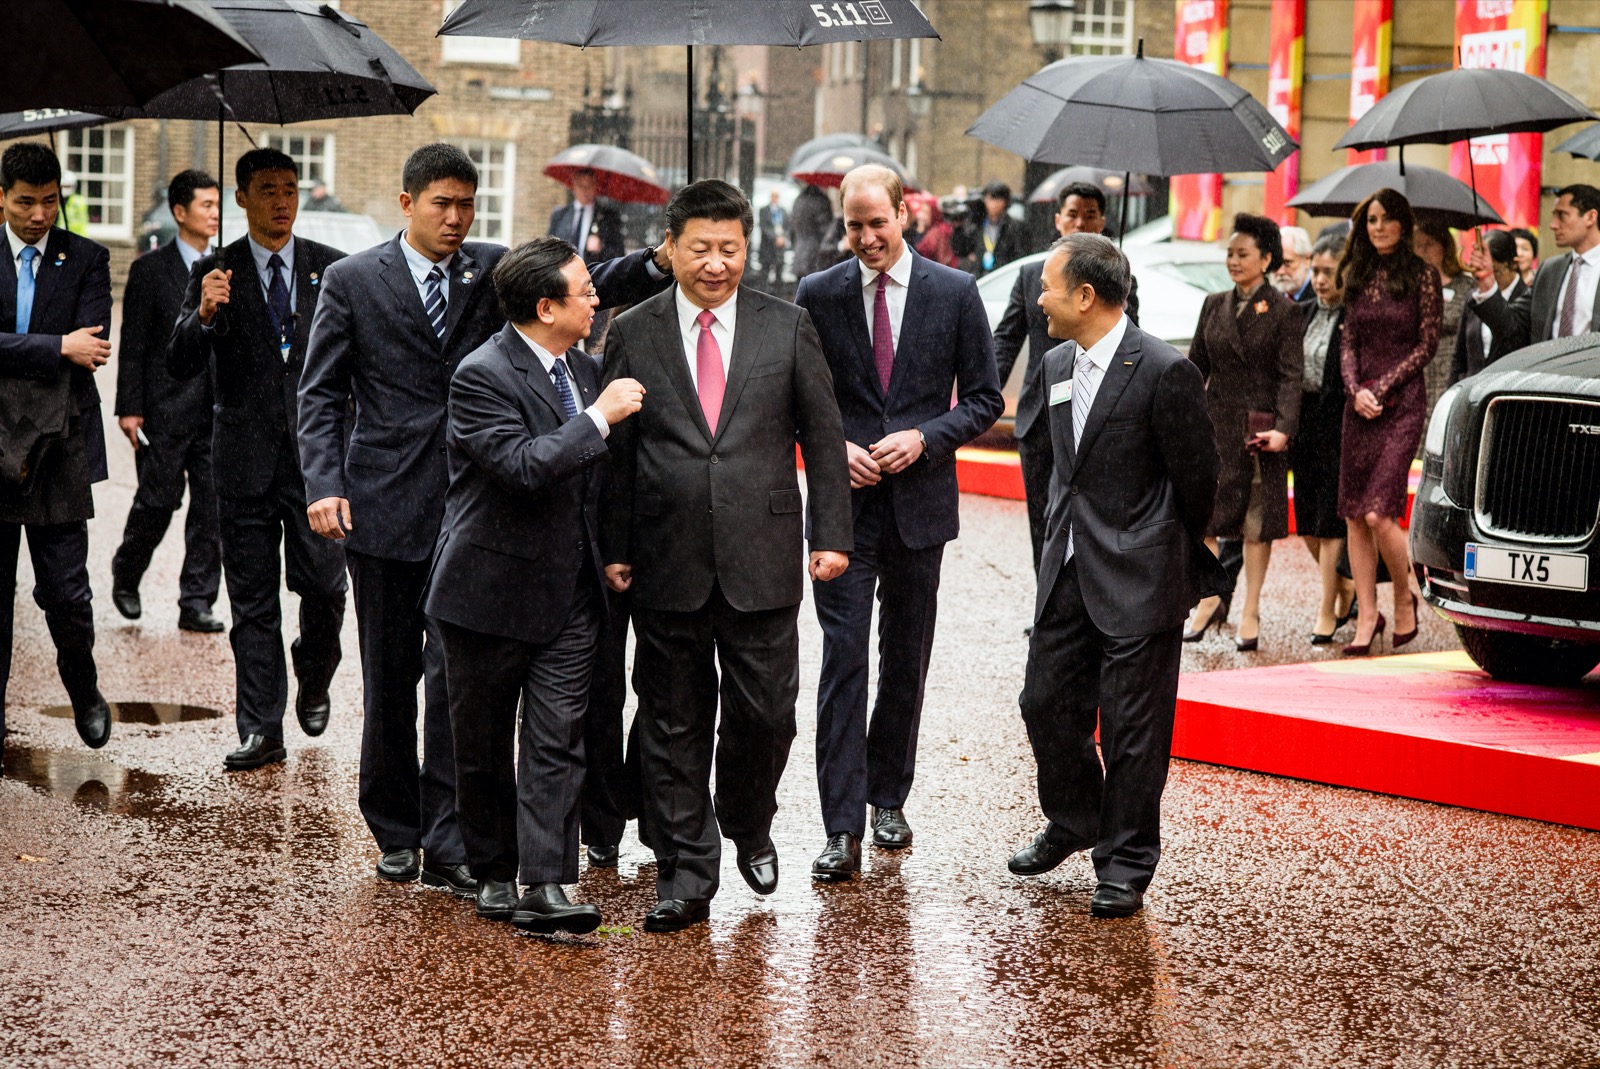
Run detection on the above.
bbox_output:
[549,168,623,266]
[299,144,672,891]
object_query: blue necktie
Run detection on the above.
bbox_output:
[550,356,579,421]
[266,252,291,338]
[15,246,38,334]
[424,266,447,340]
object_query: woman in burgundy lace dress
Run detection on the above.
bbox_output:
[1336,189,1441,655]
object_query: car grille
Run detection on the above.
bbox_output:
[1475,395,1600,543]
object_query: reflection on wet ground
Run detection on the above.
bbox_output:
[38,701,224,724]
[3,482,1598,1065]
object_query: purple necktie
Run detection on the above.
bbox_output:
[696,309,726,435]
[872,274,894,393]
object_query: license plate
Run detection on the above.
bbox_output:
[1464,543,1589,591]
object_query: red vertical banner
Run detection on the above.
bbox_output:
[1348,0,1393,164]
[1170,0,1230,241]
[1453,0,1548,231]
[1263,0,1305,224]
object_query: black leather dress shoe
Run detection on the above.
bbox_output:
[476,878,519,920]
[513,883,603,934]
[72,690,111,750]
[295,688,330,738]
[421,861,477,897]
[871,806,913,848]
[177,608,225,633]
[586,844,619,868]
[643,898,711,933]
[736,838,779,896]
[376,848,420,883]
[811,832,861,881]
[1008,829,1089,876]
[111,585,141,620]
[223,734,285,771]
[1089,881,1144,918]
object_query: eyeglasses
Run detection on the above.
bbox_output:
[561,286,599,301]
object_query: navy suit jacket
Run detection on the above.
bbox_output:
[795,249,1003,550]
[114,240,210,433]
[0,226,111,523]
[298,237,668,562]
[169,234,344,499]
[1034,325,1227,637]
[423,323,608,644]
[549,201,624,266]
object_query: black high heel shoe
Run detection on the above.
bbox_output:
[1342,612,1387,656]
[1336,594,1358,630]
[1310,629,1335,646]
[1393,592,1421,648]
[1235,633,1260,652]
[1183,598,1227,643]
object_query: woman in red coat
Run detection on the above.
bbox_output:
[1336,189,1441,655]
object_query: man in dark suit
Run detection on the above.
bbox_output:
[548,169,624,266]
[994,181,1140,572]
[425,237,646,932]
[1472,184,1600,346]
[795,164,1002,878]
[1007,233,1223,918]
[757,189,789,292]
[299,144,670,891]
[0,142,113,758]
[111,169,224,634]
[1456,229,1531,383]
[601,180,854,932]
[169,148,347,772]
[953,181,1030,278]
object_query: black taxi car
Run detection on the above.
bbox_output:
[1411,335,1600,685]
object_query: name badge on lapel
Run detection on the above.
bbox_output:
[280,334,292,364]
[1049,379,1073,406]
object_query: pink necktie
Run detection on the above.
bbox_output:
[872,274,894,393]
[696,308,726,435]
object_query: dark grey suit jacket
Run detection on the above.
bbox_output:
[1452,277,1530,383]
[1473,250,1600,348]
[423,323,608,644]
[600,286,853,614]
[1035,324,1226,637]
[114,240,210,433]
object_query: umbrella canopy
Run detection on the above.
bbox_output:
[106,0,435,125]
[786,132,880,177]
[438,0,938,46]
[546,144,670,205]
[1287,161,1504,229]
[6,0,260,112]
[0,109,109,143]
[1028,166,1152,204]
[1334,68,1595,152]
[966,44,1297,177]
[789,145,916,190]
[1552,124,1600,161]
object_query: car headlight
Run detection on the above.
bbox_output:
[1424,385,1461,457]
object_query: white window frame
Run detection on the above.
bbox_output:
[64,124,135,242]
[451,138,516,244]
[1069,0,1134,56]
[441,0,521,66]
[260,130,336,192]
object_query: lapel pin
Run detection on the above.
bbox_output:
[1123,361,1133,366]
[1254,298,1269,314]
[54,252,66,266]
[462,271,474,283]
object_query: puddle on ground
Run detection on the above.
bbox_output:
[2,742,169,812]
[37,702,223,724]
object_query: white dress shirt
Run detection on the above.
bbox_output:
[1555,245,1600,336]
[6,224,48,280]
[512,325,609,439]
[1482,278,1518,354]
[246,233,296,310]
[860,244,912,353]
[401,229,455,309]
[1063,313,1129,563]
[675,285,737,391]
[569,201,594,247]
[175,236,211,273]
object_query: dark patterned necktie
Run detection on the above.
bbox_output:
[266,253,290,337]
[550,355,579,421]
[424,266,447,340]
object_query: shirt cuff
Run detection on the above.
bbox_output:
[584,406,610,439]
[1470,286,1496,303]
[644,255,666,280]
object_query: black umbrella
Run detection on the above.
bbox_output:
[1288,161,1504,230]
[789,145,916,190]
[1027,166,1152,204]
[967,40,1296,241]
[7,0,260,112]
[786,132,880,176]
[1551,124,1600,161]
[0,109,109,146]
[437,0,939,183]
[1334,68,1594,153]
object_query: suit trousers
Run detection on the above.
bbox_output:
[347,550,465,862]
[438,577,601,885]
[0,520,96,741]
[217,448,346,741]
[111,427,222,614]
[632,583,800,902]
[580,585,639,848]
[1018,558,1183,892]
[1015,420,1053,573]
[813,491,944,839]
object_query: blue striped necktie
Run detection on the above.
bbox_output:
[424,265,447,339]
[550,356,579,421]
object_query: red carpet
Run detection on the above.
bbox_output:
[1174,651,1600,830]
